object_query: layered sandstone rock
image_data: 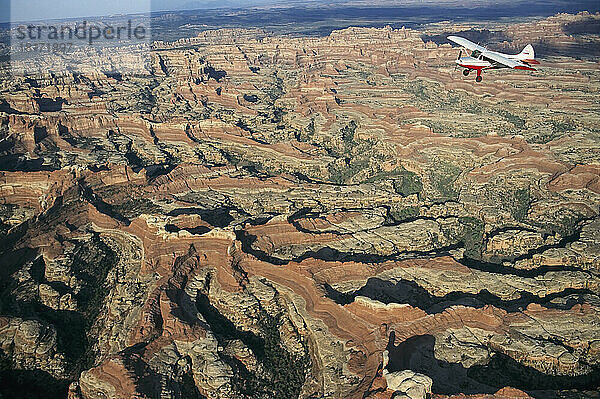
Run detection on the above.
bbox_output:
[0,11,599,399]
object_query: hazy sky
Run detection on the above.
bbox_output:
[6,0,150,22]
[2,0,598,23]
[1,1,529,23]
[3,0,287,22]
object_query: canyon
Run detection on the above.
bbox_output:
[0,10,599,399]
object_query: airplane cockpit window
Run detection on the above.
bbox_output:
[471,50,481,58]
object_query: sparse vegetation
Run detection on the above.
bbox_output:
[112,198,162,219]
[328,157,370,184]
[296,119,315,142]
[341,120,357,150]
[551,119,574,135]
[405,80,430,100]
[272,107,286,124]
[264,74,284,101]
[430,161,461,201]
[195,292,309,399]
[511,188,530,222]
[236,119,254,133]
[497,109,526,130]
[389,206,420,222]
[459,216,485,259]
[537,208,586,237]
[0,234,118,381]
[529,119,575,144]
[392,170,423,197]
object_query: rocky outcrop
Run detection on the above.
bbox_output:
[382,350,433,399]
[1,11,599,399]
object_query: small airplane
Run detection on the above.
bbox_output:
[448,35,539,82]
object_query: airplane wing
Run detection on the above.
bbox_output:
[483,51,536,71]
[447,36,487,53]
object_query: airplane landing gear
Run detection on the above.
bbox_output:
[475,69,482,82]
[462,69,470,76]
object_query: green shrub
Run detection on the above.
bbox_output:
[328,158,369,184]
[113,198,161,219]
[430,162,461,201]
[341,121,357,150]
[459,216,485,259]
[511,188,530,222]
[538,209,585,237]
[392,170,423,197]
[390,206,420,222]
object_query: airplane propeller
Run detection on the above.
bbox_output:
[454,49,462,71]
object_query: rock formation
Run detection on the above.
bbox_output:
[0,11,599,399]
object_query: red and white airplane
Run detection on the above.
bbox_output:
[448,35,539,82]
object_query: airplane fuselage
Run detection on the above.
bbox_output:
[456,56,493,70]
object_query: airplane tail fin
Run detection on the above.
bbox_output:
[517,44,540,64]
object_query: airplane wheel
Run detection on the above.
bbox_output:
[462,69,470,76]
[476,76,482,82]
